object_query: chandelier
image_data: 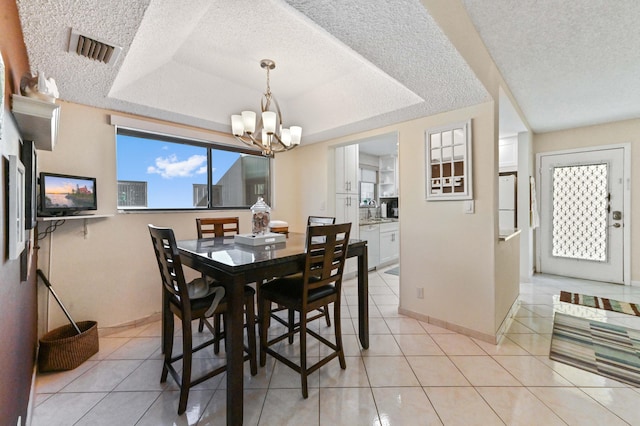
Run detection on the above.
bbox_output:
[231,59,301,157]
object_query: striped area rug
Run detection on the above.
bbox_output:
[550,312,640,387]
[560,291,640,316]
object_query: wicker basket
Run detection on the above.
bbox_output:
[38,321,99,372]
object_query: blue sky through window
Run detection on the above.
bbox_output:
[116,135,240,208]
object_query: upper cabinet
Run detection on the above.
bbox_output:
[11,94,60,151]
[335,144,359,194]
[379,155,397,197]
[499,136,518,172]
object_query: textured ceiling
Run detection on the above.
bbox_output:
[462,0,640,133]
[16,0,639,147]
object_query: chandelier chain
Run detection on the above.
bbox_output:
[265,66,271,98]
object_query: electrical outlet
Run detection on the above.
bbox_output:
[417,287,424,299]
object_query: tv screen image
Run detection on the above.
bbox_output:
[40,173,97,215]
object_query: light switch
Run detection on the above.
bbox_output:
[464,200,475,214]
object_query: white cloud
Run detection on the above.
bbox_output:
[147,154,207,179]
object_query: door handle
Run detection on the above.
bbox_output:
[611,223,621,228]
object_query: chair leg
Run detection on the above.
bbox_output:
[161,307,174,383]
[178,315,193,415]
[334,300,346,370]
[213,313,222,354]
[198,318,204,332]
[323,305,331,327]
[299,311,308,399]
[288,309,295,344]
[245,294,258,376]
[259,296,272,367]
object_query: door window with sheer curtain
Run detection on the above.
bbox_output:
[551,164,608,262]
[116,128,271,210]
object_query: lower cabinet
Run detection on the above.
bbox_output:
[359,224,380,270]
[379,222,399,266]
[358,221,399,269]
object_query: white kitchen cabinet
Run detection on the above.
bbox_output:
[335,144,359,194]
[359,224,380,270]
[379,155,397,197]
[379,221,399,265]
[499,136,518,172]
[335,144,359,276]
[336,193,359,235]
[336,193,359,275]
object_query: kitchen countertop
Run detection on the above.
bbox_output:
[499,228,521,241]
[359,218,399,226]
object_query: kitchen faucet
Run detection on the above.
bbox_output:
[366,199,379,219]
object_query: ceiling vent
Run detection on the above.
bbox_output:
[68,29,122,66]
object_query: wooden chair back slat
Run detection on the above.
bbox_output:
[196,217,240,238]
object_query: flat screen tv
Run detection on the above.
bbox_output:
[39,172,97,216]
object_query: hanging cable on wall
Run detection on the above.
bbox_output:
[37,220,66,240]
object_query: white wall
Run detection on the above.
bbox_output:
[518,131,534,281]
[277,101,514,341]
[37,102,256,330]
[400,103,500,339]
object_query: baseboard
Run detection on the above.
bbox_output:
[98,312,162,337]
[632,280,640,287]
[495,299,521,343]
[26,348,38,426]
[398,306,497,344]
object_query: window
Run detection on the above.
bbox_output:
[116,129,271,210]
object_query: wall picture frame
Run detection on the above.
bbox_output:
[9,155,26,260]
[425,119,473,201]
[21,140,38,229]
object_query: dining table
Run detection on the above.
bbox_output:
[176,232,369,426]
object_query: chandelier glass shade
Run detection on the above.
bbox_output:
[231,59,301,157]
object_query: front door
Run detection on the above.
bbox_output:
[538,147,627,284]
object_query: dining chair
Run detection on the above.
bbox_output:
[148,224,257,414]
[270,216,337,342]
[196,216,240,238]
[306,216,336,326]
[195,217,240,341]
[259,222,351,398]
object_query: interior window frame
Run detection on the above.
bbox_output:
[115,127,272,211]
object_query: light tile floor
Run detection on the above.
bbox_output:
[32,268,640,425]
